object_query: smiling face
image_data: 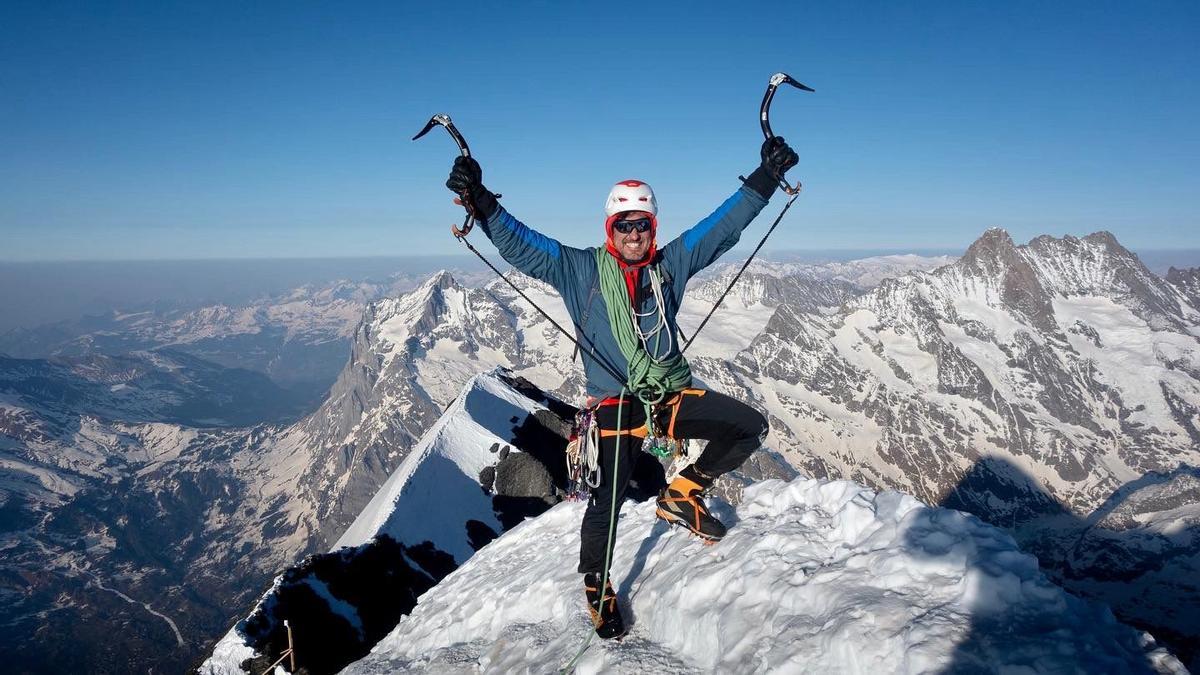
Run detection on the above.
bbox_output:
[611,210,654,263]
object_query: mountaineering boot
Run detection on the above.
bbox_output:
[583,573,627,640]
[656,474,727,542]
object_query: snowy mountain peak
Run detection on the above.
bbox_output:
[959,226,1018,268]
[332,368,554,562]
[416,268,459,292]
[966,225,1016,249]
[946,229,1195,332]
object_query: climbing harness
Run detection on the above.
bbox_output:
[682,72,813,353]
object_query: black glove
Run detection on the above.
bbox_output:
[446,156,499,219]
[743,136,799,199]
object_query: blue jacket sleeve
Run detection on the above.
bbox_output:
[659,184,771,283]
[476,206,580,290]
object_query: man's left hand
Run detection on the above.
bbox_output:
[761,136,799,178]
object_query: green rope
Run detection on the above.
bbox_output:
[563,252,692,671]
[594,249,691,410]
[561,392,626,673]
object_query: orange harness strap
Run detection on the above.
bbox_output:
[592,388,707,441]
[598,426,649,439]
[664,388,706,439]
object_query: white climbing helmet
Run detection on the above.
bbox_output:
[604,179,658,218]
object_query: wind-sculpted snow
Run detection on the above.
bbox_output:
[344,478,1184,674]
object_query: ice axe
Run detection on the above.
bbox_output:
[758,72,814,195]
[685,72,814,352]
[412,113,499,237]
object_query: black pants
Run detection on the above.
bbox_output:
[577,389,769,574]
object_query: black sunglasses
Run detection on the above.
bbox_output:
[612,217,653,234]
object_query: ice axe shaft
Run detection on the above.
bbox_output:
[759,72,814,195]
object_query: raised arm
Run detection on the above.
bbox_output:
[660,137,799,280]
[446,156,576,287]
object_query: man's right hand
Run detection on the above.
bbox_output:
[446,156,498,219]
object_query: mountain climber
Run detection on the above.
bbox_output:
[445,138,798,638]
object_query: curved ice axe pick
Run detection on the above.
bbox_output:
[759,72,814,195]
[411,113,499,237]
[412,113,471,157]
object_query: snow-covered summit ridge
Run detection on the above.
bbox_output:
[198,367,578,675]
[347,476,1185,674]
[333,368,549,562]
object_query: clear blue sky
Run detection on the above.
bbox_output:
[1,1,1197,260]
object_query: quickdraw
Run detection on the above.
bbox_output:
[565,408,601,500]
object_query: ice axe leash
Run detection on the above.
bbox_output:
[412,114,630,388]
[681,72,813,353]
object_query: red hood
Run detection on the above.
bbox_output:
[604,213,657,301]
[604,212,658,270]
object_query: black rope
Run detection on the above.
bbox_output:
[681,191,799,353]
[454,230,630,387]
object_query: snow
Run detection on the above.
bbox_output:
[677,292,774,359]
[333,370,547,562]
[203,630,261,675]
[0,455,81,502]
[951,292,1027,345]
[710,255,957,288]
[345,478,1184,674]
[1055,295,1200,444]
